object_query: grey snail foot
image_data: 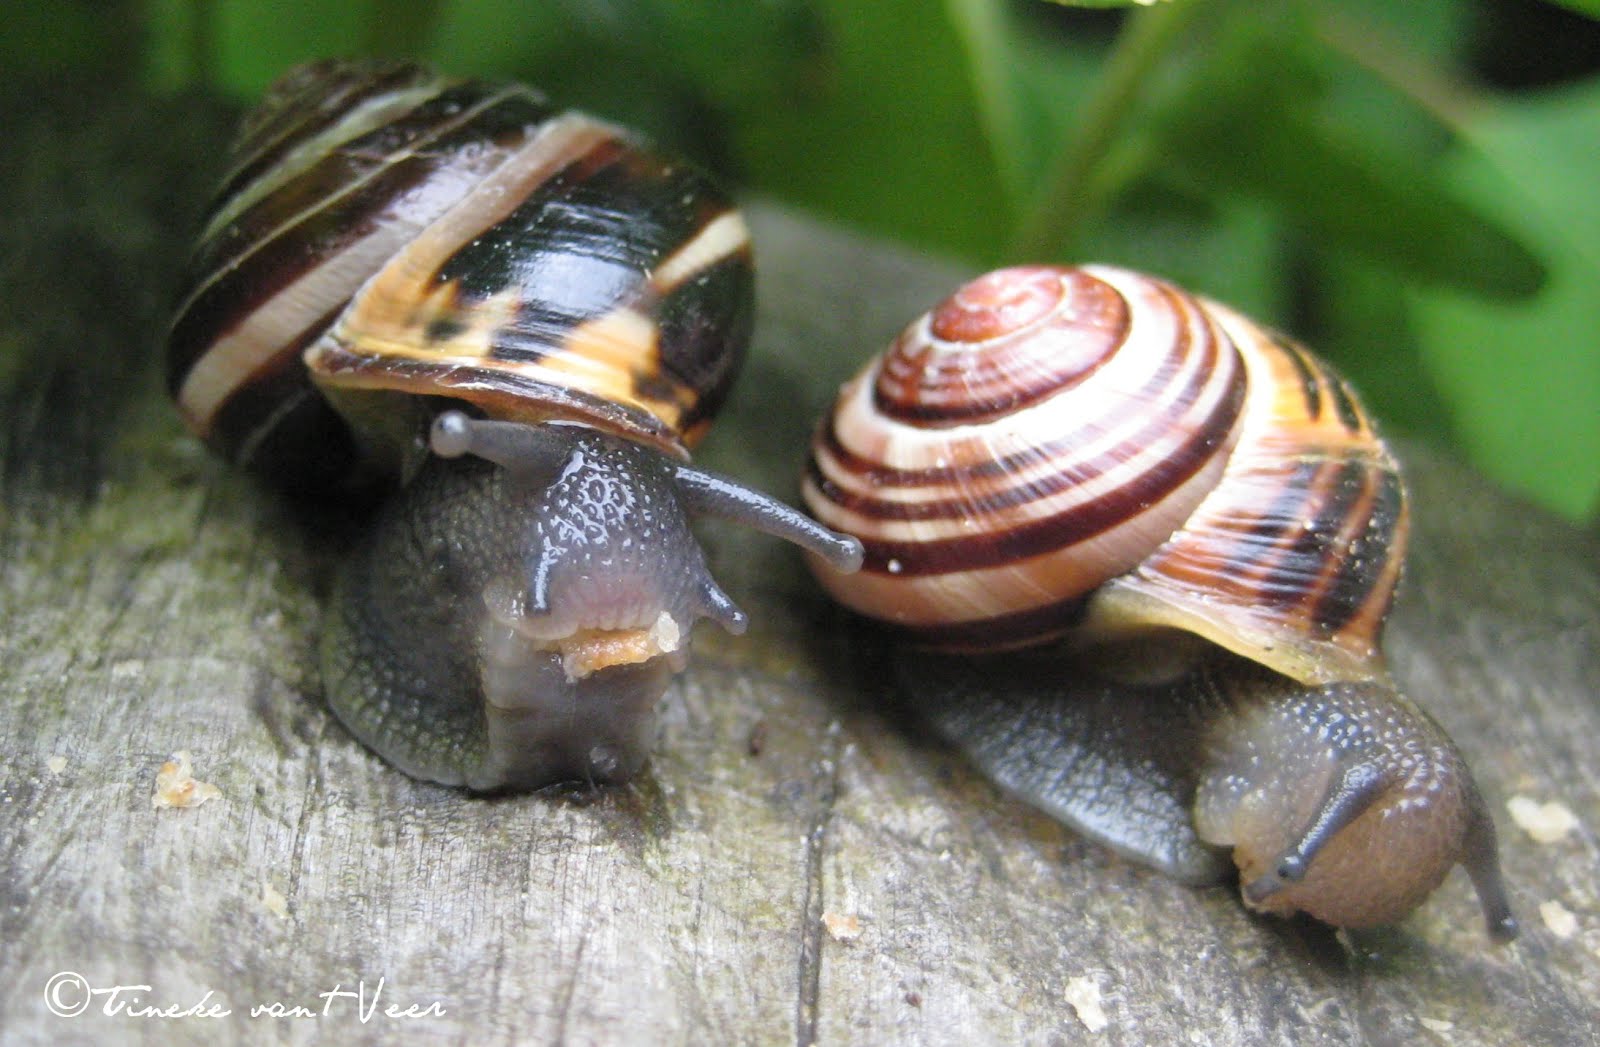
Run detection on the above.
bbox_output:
[898,645,1233,885]
[902,644,1517,939]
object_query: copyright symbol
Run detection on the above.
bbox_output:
[44,971,89,1017]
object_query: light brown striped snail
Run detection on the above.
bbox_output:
[165,59,861,791]
[802,264,1517,939]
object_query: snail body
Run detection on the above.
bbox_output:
[166,60,860,790]
[802,265,1516,939]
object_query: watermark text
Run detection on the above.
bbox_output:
[44,972,446,1023]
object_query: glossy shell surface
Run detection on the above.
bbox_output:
[166,60,754,485]
[802,265,1408,683]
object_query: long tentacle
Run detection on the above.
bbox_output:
[430,411,573,481]
[672,462,864,573]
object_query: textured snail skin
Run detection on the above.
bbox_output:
[322,432,708,788]
[804,265,1516,939]
[322,412,858,790]
[903,645,1515,939]
[165,61,862,790]
[1193,661,1512,935]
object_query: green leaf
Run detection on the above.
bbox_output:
[1076,186,1291,320]
[629,1,827,113]
[1037,0,1177,8]
[1409,83,1600,522]
[1303,251,1457,443]
[212,0,376,97]
[1311,2,1470,157]
[1544,0,1600,19]
[728,0,1011,263]
[944,0,1107,207]
[945,0,1033,204]
[366,0,445,56]
[1156,35,1546,300]
[3,0,137,86]
[426,3,568,79]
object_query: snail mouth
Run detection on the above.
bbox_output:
[546,613,685,681]
[482,578,684,682]
[1240,869,1293,910]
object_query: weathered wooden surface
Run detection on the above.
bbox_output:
[2,84,1598,1047]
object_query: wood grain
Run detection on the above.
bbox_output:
[1,84,1596,1047]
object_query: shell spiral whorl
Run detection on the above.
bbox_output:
[803,265,1407,680]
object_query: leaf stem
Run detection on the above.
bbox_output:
[1314,9,1481,131]
[945,0,1029,207]
[1009,0,1208,259]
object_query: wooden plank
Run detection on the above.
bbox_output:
[1,85,1596,1046]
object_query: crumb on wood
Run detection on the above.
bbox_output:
[152,751,222,809]
[822,912,862,942]
[111,659,144,680]
[1506,795,1580,844]
[46,755,67,775]
[1064,975,1109,1033]
[262,881,289,919]
[1539,900,1579,939]
[1418,1016,1454,1034]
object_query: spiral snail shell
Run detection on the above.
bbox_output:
[802,265,1517,939]
[165,59,861,791]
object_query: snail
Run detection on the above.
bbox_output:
[801,264,1518,940]
[164,59,861,791]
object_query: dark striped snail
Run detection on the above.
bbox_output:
[802,264,1517,939]
[165,59,861,791]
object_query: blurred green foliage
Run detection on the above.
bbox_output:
[11,0,1600,521]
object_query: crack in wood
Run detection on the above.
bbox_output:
[793,719,842,1047]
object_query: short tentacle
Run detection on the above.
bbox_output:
[695,577,749,635]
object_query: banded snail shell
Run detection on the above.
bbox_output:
[803,264,1407,686]
[166,58,754,492]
